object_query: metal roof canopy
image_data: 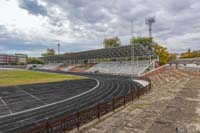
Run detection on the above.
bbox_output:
[41,44,156,62]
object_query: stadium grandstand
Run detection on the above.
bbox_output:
[169,57,200,68]
[38,63,63,70]
[40,44,158,76]
[1,45,200,132]
[168,58,200,74]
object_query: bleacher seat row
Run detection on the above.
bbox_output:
[41,44,156,63]
[38,63,63,70]
[37,44,157,75]
[86,60,153,75]
[169,58,200,68]
[38,60,155,75]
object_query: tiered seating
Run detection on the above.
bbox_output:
[149,68,191,88]
[169,58,200,68]
[61,66,76,71]
[41,44,156,63]
[68,63,96,72]
[86,60,151,75]
[39,63,63,70]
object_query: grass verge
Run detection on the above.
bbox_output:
[0,70,86,87]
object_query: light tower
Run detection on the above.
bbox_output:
[57,43,60,55]
[145,17,156,42]
[131,20,135,79]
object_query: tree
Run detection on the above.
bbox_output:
[17,62,25,65]
[180,48,200,58]
[27,57,44,64]
[154,44,170,65]
[169,53,177,61]
[41,48,55,57]
[192,50,200,58]
[103,36,121,48]
[130,37,151,45]
[10,62,17,65]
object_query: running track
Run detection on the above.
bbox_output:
[0,71,143,133]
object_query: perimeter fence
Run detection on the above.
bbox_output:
[20,83,151,133]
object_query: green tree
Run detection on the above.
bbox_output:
[130,37,151,45]
[41,48,55,57]
[27,57,44,64]
[154,44,170,65]
[103,36,121,48]
[129,36,171,65]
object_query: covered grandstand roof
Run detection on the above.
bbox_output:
[169,58,200,64]
[41,44,156,62]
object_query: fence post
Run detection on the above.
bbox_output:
[143,87,145,95]
[145,86,148,94]
[150,83,152,90]
[97,103,100,120]
[46,119,49,133]
[22,128,29,133]
[137,88,140,98]
[150,83,152,91]
[76,111,80,130]
[148,84,150,92]
[112,98,115,112]
[132,91,134,102]
[123,95,126,106]
[62,118,66,131]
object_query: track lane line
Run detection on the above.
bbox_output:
[16,86,46,105]
[0,82,103,132]
[0,79,103,128]
[0,78,99,119]
[1,78,138,132]
[0,79,103,132]
[0,97,12,114]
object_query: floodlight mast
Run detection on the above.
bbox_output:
[145,17,156,42]
[131,20,134,80]
[57,43,60,55]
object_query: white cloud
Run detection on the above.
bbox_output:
[0,0,199,56]
[0,0,76,45]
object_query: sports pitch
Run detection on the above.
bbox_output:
[0,70,85,87]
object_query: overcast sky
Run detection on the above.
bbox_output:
[0,0,199,57]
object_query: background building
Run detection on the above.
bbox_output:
[0,54,27,65]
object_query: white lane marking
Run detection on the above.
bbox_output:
[127,81,131,93]
[0,78,100,119]
[0,97,13,114]
[115,81,120,96]
[0,79,100,131]
[133,79,149,87]
[16,86,46,105]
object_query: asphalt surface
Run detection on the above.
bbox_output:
[0,70,142,133]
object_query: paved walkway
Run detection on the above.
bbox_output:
[70,69,200,133]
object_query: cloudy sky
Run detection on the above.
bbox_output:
[0,0,199,56]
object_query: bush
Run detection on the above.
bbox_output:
[11,62,17,65]
[17,62,25,65]
[27,57,44,64]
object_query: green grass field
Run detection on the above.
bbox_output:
[0,70,86,87]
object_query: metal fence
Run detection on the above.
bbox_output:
[19,83,151,133]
